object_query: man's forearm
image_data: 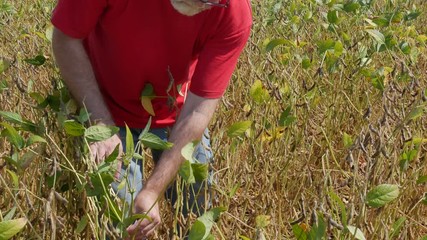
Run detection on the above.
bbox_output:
[142,92,219,196]
[52,28,114,125]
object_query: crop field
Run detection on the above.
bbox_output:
[1,0,427,239]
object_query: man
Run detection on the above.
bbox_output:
[51,0,252,238]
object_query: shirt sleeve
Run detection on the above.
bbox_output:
[189,26,251,99]
[51,0,107,39]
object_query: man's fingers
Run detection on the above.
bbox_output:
[141,221,160,236]
[126,217,158,238]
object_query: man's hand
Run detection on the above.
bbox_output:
[89,133,123,178]
[127,190,161,239]
[89,133,122,163]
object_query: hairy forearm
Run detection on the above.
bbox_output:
[142,92,219,196]
[52,28,114,125]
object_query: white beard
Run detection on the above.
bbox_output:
[170,0,211,16]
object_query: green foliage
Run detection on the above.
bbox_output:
[24,55,46,66]
[179,141,208,183]
[0,123,25,149]
[389,217,406,239]
[1,0,427,239]
[292,224,307,240]
[265,38,288,52]
[188,207,226,240]
[84,125,119,142]
[75,215,89,234]
[250,80,270,104]
[63,120,85,136]
[0,218,27,240]
[343,133,353,149]
[366,184,399,208]
[346,226,366,240]
[279,106,296,127]
[139,132,173,150]
[226,121,252,138]
[2,207,17,221]
[417,176,427,184]
[328,190,348,226]
[179,160,195,184]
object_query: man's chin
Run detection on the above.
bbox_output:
[170,0,209,16]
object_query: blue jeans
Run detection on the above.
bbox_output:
[111,127,213,217]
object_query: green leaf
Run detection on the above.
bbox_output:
[301,57,311,69]
[406,105,425,121]
[189,207,226,240]
[26,135,47,146]
[0,111,23,125]
[279,106,296,127]
[75,215,88,234]
[239,235,251,240]
[24,55,46,66]
[226,121,252,138]
[63,120,85,137]
[0,112,36,132]
[0,80,8,92]
[122,214,151,229]
[343,133,353,148]
[366,184,399,208]
[124,125,134,165]
[372,17,389,27]
[343,2,360,12]
[3,207,17,221]
[317,39,335,54]
[140,83,155,98]
[327,10,339,24]
[308,213,326,240]
[365,29,385,44]
[255,215,271,229]
[265,38,287,52]
[6,169,19,189]
[0,123,25,149]
[371,77,384,91]
[105,144,120,163]
[140,83,156,116]
[389,217,406,239]
[399,42,411,55]
[422,193,427,205]
[0,218,27,240]
[334,41,344,57]
[85,173,114,197]
[404,11,421,21]
[292,224,308,240]
[250,80,270,104]
[346,226,366,240]
[192,163,209,182]
[188,220,206,240]
[77,109,90,124]
[138,117,152,140]
[181,141,199,162]
[417,176,427,184]
[179,160,195,184]
[328,190,347,226]
[84,125,119,142]
[139,132,173,150]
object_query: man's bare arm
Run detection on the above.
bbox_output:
[52,27,114,125]
[52,28,121,162]
[147,91,218,194]
[128,91,219,237]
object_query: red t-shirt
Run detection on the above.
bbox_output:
[51,0,252,128]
